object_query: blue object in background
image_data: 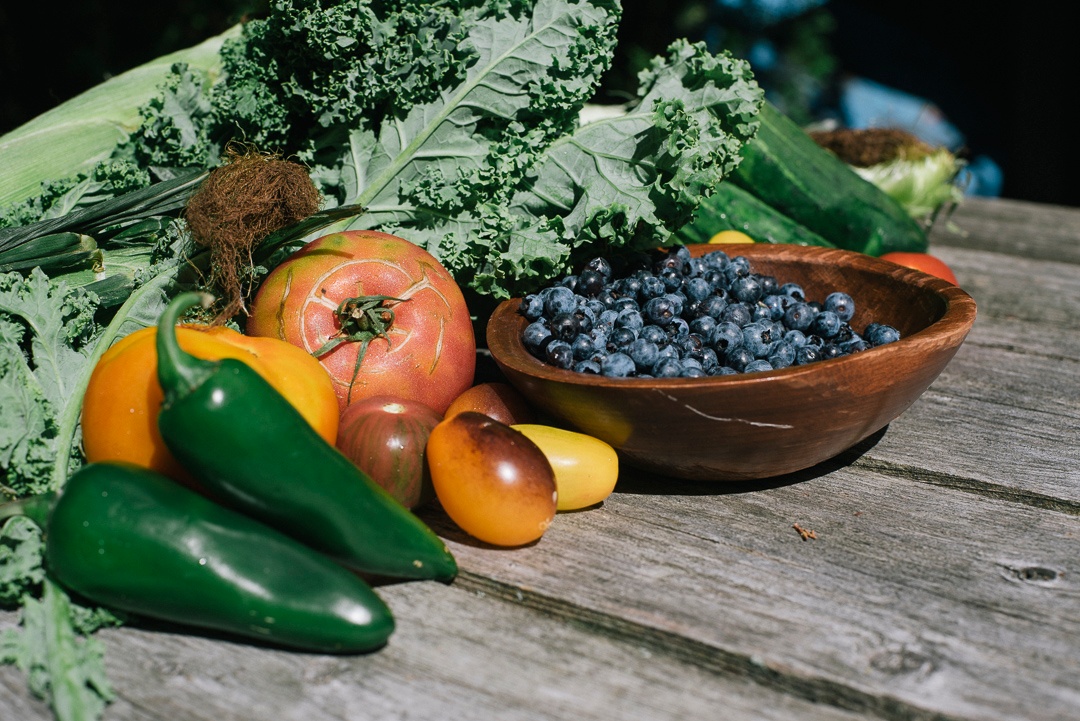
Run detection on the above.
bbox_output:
[839,76,1002,198]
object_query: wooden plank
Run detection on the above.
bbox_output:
[0,584,870,721]
[857,242,1080,503]
[932,197,1080,264]
[422,464,1080,721]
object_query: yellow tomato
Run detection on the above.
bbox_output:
[81,324,339,485]
[708,230,755,244]
[511,424,619,511]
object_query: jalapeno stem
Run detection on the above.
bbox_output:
[156,292,217,407]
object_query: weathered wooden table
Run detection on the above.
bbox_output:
[3,196,1078,721]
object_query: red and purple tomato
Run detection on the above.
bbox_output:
[335,395,443,509]
[246,230,477,415]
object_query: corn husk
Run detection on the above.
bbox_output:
[0,25,239,209]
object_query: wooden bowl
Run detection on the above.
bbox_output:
[485,244,977,481]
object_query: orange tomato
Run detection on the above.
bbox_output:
[879,252,959,285]
[443,382,534,426]
[427,412,557,547]
[81,323,339,484]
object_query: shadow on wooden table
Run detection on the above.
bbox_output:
[611,425,888,498]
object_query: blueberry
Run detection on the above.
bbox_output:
[652,357,683,378]
[549,312,579,341]
[730,275,764,303]
[783,301,815,332]
[865,322,901,346]
[638,274,666,301]
[824,291,855,322]
[571,333,598,360]
[662,292,685,318]
[768,340,796,369]
[725,255,752,280]
[743,321,779,358]
[750,303,773,322]
[644,296,677,326]
[795,345,822,365]
[519,294,544,321]
[678,332,708,361]
[573,359,602,374]
[684,277,712,302]
[725,346,755,372]
[640,324,667,345]
[659,267,683,291]
[809,310,842,339]
[596,288,618,309]
[577,269,606,297]
[698,294,728,319]
[744,359,774,374]
[601,352,636,377]
[702,249,730,270]
[700,347,720,372]
[620,277,646,302]
[757,275,779,296]
[522,321,552,354]
[783,329,808,347]
[680,365,707,378]
[689,315,717,338]
[544,340,574,369]
[709,321,743,353]
[665,317,690,341]
[820,343,843,360]
[655,343,680,363]
[571,305,595,334]
[616,307,645,332]
[608,326,637,349]
[720,302,752,327]
[779,282,806,301]
[841,337,872,354]
[628,338,660,371]
[541,285,577,317]
[584,256,613,280]
[760,294,787,321]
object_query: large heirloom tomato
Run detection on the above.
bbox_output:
[246,230,476,415]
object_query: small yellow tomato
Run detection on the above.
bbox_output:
[427,412,557,546]
[708,229,755,244]
[511,424,618,511]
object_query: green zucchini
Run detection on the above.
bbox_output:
[729,102,929,256]
[675,181,836,248]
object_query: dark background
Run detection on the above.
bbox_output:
[2,1,1076,207]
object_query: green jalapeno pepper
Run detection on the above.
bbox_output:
[0,462,395,653]
[155,292,457,582]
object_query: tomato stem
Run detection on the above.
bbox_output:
[315,294,408,402]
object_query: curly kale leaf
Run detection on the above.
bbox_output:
[341,27,762,298]
[0,270,100,497]
[0,580,114,721]
[213,0,481,154]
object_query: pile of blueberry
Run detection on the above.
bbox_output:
[518,245,901,378]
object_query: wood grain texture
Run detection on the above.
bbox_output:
[3,196,1079,721]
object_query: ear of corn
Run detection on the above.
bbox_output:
[0,25,240,209]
